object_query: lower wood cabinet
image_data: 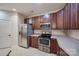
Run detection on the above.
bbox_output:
[50,38,69,56]
[50,38,59,54]
[58,47,69,56]
[30,36,38,48]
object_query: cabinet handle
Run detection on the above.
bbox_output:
[8,34,11,36]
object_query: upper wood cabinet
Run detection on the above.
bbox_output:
[56,3,79,29]
[32,14,51,29]
[50,13,57,29]
[24,3,79,30]
[40,15,50,23]
[57,10,64,29]
[77,4,79,29]
[32,16,40,29]
[63,4,71,29]
[70,3,77,29]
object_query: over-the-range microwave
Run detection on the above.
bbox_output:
[40,23,51,30]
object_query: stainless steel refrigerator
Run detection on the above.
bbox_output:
[19,24,28,48]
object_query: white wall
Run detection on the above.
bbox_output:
[0,10,25,47]
[18,13,24,32]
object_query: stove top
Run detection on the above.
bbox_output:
[40,34,51,38]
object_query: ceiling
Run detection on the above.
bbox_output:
[0,3,66,17]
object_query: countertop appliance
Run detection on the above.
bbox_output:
[40,23,51,30]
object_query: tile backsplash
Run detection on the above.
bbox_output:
[34,29,79,40]
[34,30,65,35]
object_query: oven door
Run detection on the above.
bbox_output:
[39,38,49,45]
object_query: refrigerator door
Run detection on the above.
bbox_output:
[27,24,33,36]
[19,24,28,48]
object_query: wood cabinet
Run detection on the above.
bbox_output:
[40,15,50,23]
[24,3,79,29]
[70,3,77,29]
[58,47,69,56]
[63,4,71,29]
[30,36,38,48]
[63,3,79,29]
[32,14,50,29]
[57,10,64,29]
[77,4,79,29]
[50,38,59,54]
[56,3,79,29]
[50,38,69,56]
[50,13,57,29]
[32,16,40,29]
[24,18,29,24]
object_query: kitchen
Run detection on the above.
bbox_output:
[0,3,79,56]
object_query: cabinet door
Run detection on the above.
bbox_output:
[63,4,71,29]
[77,4,79,29]
[32,16,40,29]
[50,13,57,29]
[50,39,59,54]
[31,36,38,48]
[57,10,64,29]
[71,3,77,29]
[40,15,50,23]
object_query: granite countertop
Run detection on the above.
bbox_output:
[51,35,79,56]
[30,34,40,37]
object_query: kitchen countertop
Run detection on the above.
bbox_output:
[51,35,79,56]
[30,34,40,37]
[30,34,79,55]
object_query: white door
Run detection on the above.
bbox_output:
[0,19,11,48]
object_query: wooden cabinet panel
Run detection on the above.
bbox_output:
[63,4,71,29]
[30,36,38,48]
[25,3,79,29]
[58,47,69,56]
[50,38,59,54]
[32,16,40,29]
[40,15,50,23]
[71,3,77,29]
[77,4,79,29]
[57,10,64,29]
[50,13,57,29]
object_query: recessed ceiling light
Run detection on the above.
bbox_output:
[12,8,16,11]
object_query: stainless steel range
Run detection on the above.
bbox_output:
[38,33,51,53]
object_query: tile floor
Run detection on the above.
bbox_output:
[9,46,56,56]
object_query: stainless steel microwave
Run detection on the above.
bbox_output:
[40,23,51,29]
